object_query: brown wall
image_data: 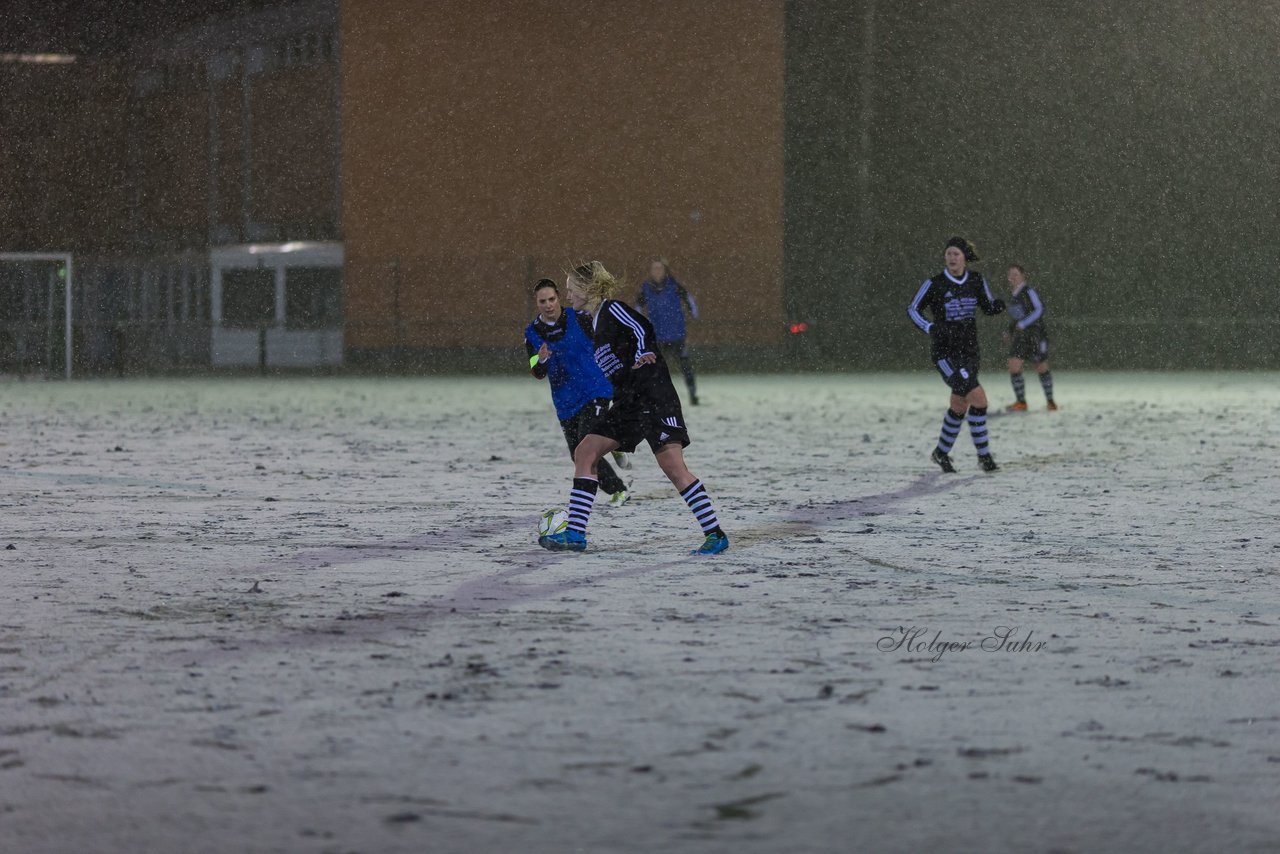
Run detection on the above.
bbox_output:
[0,60,130,251]
[132,59,341,244]
[252,64,340,226]
[1,35,340,254]
[134,85,209,238]
[341,0,786,351]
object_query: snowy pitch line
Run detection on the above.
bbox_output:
[223,473,995,617]
[0,466,208,492]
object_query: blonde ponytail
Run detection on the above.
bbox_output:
[570,261,624,307]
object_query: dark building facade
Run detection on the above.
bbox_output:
[785,0,1280,368]
[3,0,1277,371]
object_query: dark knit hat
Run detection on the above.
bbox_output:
[945,236,979,262]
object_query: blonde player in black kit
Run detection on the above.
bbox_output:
[908,237,1007,473]
[539,262,729,555]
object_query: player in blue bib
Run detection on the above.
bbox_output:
[637,259,700,405]
[539,262,728,556]
[525,278,629,505]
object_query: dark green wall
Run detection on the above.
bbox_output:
[785,0,1280,368]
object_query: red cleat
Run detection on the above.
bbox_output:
[1006,401,1028,412]
[1046,401,1059,411]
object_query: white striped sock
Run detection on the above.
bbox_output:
[567,477,598,533]
[680,479,720,535]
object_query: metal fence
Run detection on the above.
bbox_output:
[0,252,212,376]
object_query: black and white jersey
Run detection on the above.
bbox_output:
[591,299,681,408]
[1007,284,1048,340]
[908,269,1004,359]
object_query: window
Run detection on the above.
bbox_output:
[284,267,341,329]
[221,269,275,327]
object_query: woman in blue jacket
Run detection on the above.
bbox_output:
[637,258,699,405]
[524,278,629,505]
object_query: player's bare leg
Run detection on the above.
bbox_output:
[540,433,621,552]
[654,443,729,555]
[573,434,620,479]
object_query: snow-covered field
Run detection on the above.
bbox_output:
[1,372,1277,854]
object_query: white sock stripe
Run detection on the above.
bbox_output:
[680,480,703,499]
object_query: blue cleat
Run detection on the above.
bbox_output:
[540,529,587,552]
[691,530,729,556]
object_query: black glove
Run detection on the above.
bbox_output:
[991,298,1007,314]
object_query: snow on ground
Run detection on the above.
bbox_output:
[0,372,1278,854]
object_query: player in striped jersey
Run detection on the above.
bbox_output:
[1002,263,1057,411]
[539,262,729,555]
[907,237,1006,473]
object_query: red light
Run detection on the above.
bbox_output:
[789,322,809,334]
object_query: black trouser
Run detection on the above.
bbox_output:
[561,398,626,495]
[658,339,696,400]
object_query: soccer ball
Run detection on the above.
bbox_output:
[538,508,569,539]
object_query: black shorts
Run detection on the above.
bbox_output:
[559,398,611,456]
[1009,335,1049,363]
[934,355,981,395]
[591,398,690,454]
